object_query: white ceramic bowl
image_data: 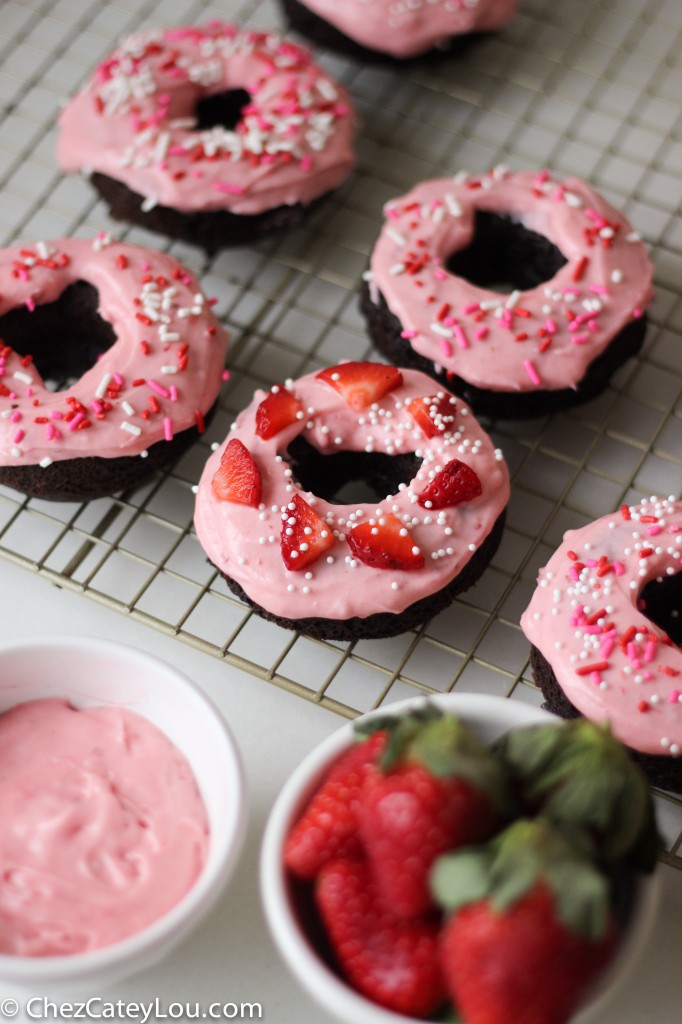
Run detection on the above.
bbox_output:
[261,692,659,1024]
[0,635,246,992]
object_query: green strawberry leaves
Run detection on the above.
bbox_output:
[431,818,612,941]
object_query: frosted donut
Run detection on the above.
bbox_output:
[57,23,356,251]
[193,362,509,641]
[521,496,682,793]
[280,0,518,60]
[0,236,229,501]
[362,169,654,418]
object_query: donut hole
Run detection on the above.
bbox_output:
[445,211,568,293]
[637,572,682,646]
[285,436,422,504]
[195,88,251,132]
[0,281,116,390]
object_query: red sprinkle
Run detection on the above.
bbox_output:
[575,661,610,676]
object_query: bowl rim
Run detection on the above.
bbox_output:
[0,634,247,982]
[260,691,659,1024]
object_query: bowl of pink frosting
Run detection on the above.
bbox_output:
[0,636,246,990]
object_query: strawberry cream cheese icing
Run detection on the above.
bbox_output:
[365,169,653,396]
[0,236,228,481]
[56,22,355,217]
[194,364,509,636]
[521,497,682,759]
[288,0,518,59]
[0,698,208,956]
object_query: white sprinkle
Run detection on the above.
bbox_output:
[141,195,158,212]
[95,373,112,399]
[121,421,142,436]
[387,227,406,246]
[39,456,53,468]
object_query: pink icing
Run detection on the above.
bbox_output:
[193,366,509,622]
[368,169,654,393]
[0,698,208,956]
[57,23,356,216]
[0,237,228,467]
[520,497,682,758]
[298,0,518,58]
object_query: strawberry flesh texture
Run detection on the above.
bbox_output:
[346,513,424,571]
[316,858,447,1019]
[418,459,482,509]
[440,882,616,1024]
[408,393,458,439]
[255,386,304,439]
[211,438,262,507]
[284,732,386,880]
[281,494,335,571]
[359,764,497,919]
[316,362,403,411]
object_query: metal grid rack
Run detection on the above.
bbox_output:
[0,0,681,866]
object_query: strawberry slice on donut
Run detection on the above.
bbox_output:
[255,386,304,439]
[211,438,262,507]
[417,460,482,509]
[316,362,403,410]
[407,392,458,438]
[281,494,335,571]
[347,514,424,571]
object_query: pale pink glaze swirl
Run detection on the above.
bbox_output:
[521,497,682,758]
[368,169,654,393]
[0,698,208,956]
[296,0,518,58]
[0,237,228,467]
[194,366,509,622]
[57,22,355,216]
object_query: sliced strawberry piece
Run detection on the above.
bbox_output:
[346,513,424,571]
[255,385,304,439]
[316,858,447,1018]
[211,438,262,507]
[408,392,458,438]
[417,459,482,509]
[316,361,403,410]
[281,494,335,571]
[284,731,386,880]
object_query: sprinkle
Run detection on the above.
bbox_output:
[575,661,610,676]
[121,421,142,436]
[163,416,173,442]
[147,379,170,398]
[523,359,541,387]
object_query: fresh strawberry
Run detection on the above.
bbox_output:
[284,730,386,880]
[316,858,447,1018]
[496,718,660,871]
[316,361,403,410]
[358,711,508,919]
[255,385,304,439]
[281,494,335,571]
[211,438,262,506]
[417,458,482,509]
[432,819,617,1024]
[408,392,458,438]
[346,513,424,571]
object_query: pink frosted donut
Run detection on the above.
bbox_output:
[0,236,229,501]
[194,362,509,641]
[281,0,518,60]
[57,23,356,249]
[362,169,654,418]
[521,497,682,790]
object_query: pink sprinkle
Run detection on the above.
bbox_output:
[51,411,64,421]
[147,379,170,399]
[214,181,246,195]
[25,296,35,312]
[12,429,24,444]
[400,330,418,339]
[45,423,57,441]
[669,690,681,704]
[613,561,625,576]
[439,338,453,358]
[475,326,489,341]
[585,208,607,228]
[169,385,178,402]
[453,324,469,350]
[68,412,85,432]
[9,411,21,423]
[590,672,603,687]
[26,387,33,398]
[163,416,173,442]
[113,372,124,386]
[569,566,580,581]
[91,400,103,414]
[589,284,608,295]
[553,186,565,202]
[545,318,557,333]
[571,332,589,345]
[601,637,615,658]
[524,359,541,386]
[300,155,313,172]
[644,640,656,663]
[386,208,400,220]
[463,303,480,314]
[221,370,231,381]
[434,269,447,281]
[583,625,602,635]
[632,307,643,318]
[535,170,550,184]
[646,525,662,536]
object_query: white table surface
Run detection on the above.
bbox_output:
[0,560,680,1024]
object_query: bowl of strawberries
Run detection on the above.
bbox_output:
[260,693,660,1024]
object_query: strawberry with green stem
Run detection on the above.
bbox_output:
[432,818,618,1024]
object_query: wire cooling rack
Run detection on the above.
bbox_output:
[0,0,681,866]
